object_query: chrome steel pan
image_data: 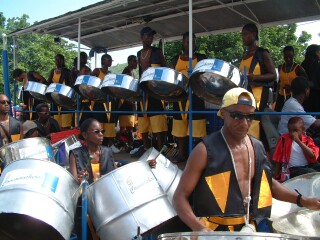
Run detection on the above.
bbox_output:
[157,232,308,240]
[271,173,320,220]
[139,67,188,101]
[25,81,47,101]
[74,75,107,101]
[101,74,141,102]
[87,161,177,240]
[52,134,81,169]
[0,159,80,240]
[189,59,241,105]
[45,83,78,110]
[138,147,182,204]
[273,209,320,238]
[0,137,54,169]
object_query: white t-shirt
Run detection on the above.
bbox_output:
[289,141,309,167]
[278,97,316,134]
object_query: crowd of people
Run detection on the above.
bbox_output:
[1,23,320,238]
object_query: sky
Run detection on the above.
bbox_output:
[1,0,320,66]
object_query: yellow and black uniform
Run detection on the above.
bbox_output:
[47,68,73,128]
[137,47,168,134]
[194,131,272,231]
[171,53,207,138]
[274,64,299,111]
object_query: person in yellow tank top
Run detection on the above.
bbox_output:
[275,46,308,112]
[171,32,207,163]
[239,23,276,139]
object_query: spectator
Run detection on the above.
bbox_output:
[23,120,39,139]
[301,44,320,112]
[273,117,319,181]
[34,103,61,139]
[274,46,307,112]
[278,76,320,136]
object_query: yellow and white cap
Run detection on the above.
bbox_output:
[217,87,256,117]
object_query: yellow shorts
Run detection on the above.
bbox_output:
[54,113,73,128]
[138,115,168,134]
[248,120,260,139]
[118,115,135,128]
[102,123,116,138]
[172,119,207,138]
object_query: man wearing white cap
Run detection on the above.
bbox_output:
[23,120,39,138]
[173,87,320,232]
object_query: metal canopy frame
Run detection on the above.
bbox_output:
[7,0,320,51]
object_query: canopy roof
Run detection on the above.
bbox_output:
[8,0,320,51]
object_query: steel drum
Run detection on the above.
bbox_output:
[189,59,241,105]
[271,173,320,238]
[271,173,320,220]
[0,137,54,169]
[87,161,177,240]
[52,134,81,168]
[101,73,141,101]
[157,232,308,240]
[138,147,183,203]
[74,75,107,101]
[0,159,80,240]
[24,81,48,101]
[45,83,78,109]
[139,67,188,101]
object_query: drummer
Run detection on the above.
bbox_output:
[239,23,276,139]
[47,53,73,129]
[90,54,119,153]
[170,32,207,163]
[172,88,320,233]
[12,68,48,121]
[136,26,168,157]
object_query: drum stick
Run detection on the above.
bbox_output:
[283,89,286,101]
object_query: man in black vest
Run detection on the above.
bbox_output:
[173,87,320,232]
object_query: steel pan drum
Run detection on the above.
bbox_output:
[0,159,80,240]
[0,137,54,168]
[45,83,78,109]
[139,67,188,101]
[189,59,241,105]
[52,134,81,168]
[138,147,183,203]
[101,74,141,101]
[25,81,47,101]
[74,75,107,101]
[271,173,320,220]
[87,161,177,240]
[157,232,307,240]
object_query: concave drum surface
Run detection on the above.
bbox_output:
[24,81,48,101]
[0,159,80,240]
[157,231,308,240]
[138,147,182,203]
[101,74,141,101]
[139,67,188,102]
[0,137,54,169]
[74,75,107,101]
[190,59,241,105]
[45,83,77,109]
[87,161,177,240]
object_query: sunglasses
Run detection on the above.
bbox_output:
[224,109,255,121]
[25,128,38,137]
[38,112,50,115]
[0,100,10,105]
[89,129,106,135]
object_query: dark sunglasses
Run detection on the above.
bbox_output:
[0,100,10,105]
[89,129,106,135]
[224,109,255,121]
[25,128,38,137]
[38,112,50,115]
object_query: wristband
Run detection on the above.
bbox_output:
[295,189,303,207]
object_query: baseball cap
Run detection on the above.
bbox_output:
[23,120,38,135]
[140,26,156,36]
[217,87,256,117]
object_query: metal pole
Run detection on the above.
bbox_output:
[2,33,12,116]
[76,17,81,128]
[188,0,193,154]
